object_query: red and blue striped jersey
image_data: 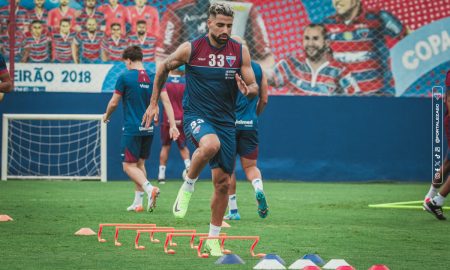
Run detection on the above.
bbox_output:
[98,4,128,36]
[101,35,129,61]
[47,7,77,32]
[128,34,156,62]
[74,31,104,63]
[27,8,49,32]
[0,5,29,32]
[127,5,159,36]
[24,32,51,62]
[324,8,406,95]
[162,75,185,126]
[185,36,242,127]
[272,55,359,96]
[51,31,76,63]
[0,31,26,62]
[76,8,105,31]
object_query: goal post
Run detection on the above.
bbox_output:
[1,114,107,182]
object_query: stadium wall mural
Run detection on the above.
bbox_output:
[1,0,448,96]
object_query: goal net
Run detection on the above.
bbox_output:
[2,114,107,181]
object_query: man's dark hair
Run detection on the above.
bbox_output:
[208,2,234,18]
[60,18,71,25]
[136,20,146,26]
[122,45,143,62]
[305,23,327,38]
[31,20,43,25]
[110,22,121,29]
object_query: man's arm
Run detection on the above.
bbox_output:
[142,41,190,128]
[103,93,121,123]
[160,91,180,140]
[0,72,12,93]
[237,45,258,98]
[256,72,268,115]
[72,41,79,64]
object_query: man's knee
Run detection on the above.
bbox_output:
[215,176,230,194]
[200,136,221,157]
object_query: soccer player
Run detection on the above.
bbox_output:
[423,70,450,221]
[323,0,406,95]
[23,20,51,63]
[128,20,157,62]
[72,18,104,64]
[98,0,128,36]
[157,65,191,184]
[75,0,105,32]
[0,0,29,33]
[0,20,26,62]
[103,45,179,212]
[101,22,129,62]
[225,58,269,220]
[156,0,274,69]
[27,0,49,32]
[0,52,12,102]
[142,3,258,256]
[47,0,77,32]
[268,24,358,95]
[52,18,76,63]
[127,0,159,36]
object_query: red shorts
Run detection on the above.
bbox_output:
[160,125,186,149]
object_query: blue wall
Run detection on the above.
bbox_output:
[0,92,432,181]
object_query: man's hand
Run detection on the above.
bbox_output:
[235,73,249,96]
[102,113,110,123]
[142,103,159,128]
[169,126,180,141]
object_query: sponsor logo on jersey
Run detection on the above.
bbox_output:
[140,83,150,88]
[235,119,253,126]
[139,126,154,132]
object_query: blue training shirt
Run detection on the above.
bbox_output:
[235,61,262,130]
[114,69,154,136]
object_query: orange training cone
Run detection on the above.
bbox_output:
[75,228,96,235]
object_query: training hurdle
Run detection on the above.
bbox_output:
[163,232,228,254]
[196,236,265,258]
[115,226,174,246]
[97,223,156,243]
[134,229,197,250]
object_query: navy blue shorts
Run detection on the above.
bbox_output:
[236,129,258,160]
[121,135,153,163]
[184,115,236,174]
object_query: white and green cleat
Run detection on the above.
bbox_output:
[204,239,223,257]
[172,188,193,218]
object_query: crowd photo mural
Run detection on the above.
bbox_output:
[1,0,449,96]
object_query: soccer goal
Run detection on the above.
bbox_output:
[2,114,107,182]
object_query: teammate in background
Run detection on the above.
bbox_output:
[323,0,406,95]
[75,0,105,32]
[127,0,159,36]
[72,18,104,64]
[142,3,258,256]
[267,24,358,95]
[157,65,191,184]
[52,18,76,63]
[101,22,129,62]
[48,0,77,32]
[0,0,29,33]
[423,71,450,221]
[156,0,274,69]
[128,20,157,62]
[28,0,48,32]
[23,20,51,63]
[0,20,26,62]
[0,52,13,102]
[103,45,179,212]
[98,0,128,36]
[225,58,269,220]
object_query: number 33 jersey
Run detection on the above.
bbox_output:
[184,36,243,128]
